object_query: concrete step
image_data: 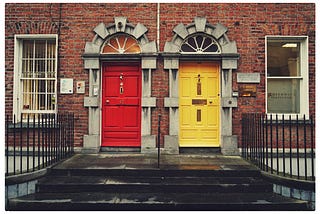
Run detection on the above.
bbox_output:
[36,175,273,193]
[8,192,312,211]
[8,159,312,211]
[49,167,262,177]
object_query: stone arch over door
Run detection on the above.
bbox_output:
[163,17,239,155]
[82,17,157,153]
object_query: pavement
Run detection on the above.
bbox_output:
[53,153,256,171]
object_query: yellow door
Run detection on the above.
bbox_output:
[179,62,220,147]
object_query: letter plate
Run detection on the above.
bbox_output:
[192,99,207,105]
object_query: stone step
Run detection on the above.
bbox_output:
[36,175,273,193]
[8,192,311,211]
[49,167,262,178]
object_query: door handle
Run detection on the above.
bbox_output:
[106,100,110,104]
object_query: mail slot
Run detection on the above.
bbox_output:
[192,99,207,105]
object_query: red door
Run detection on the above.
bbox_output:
[102,63,141,147]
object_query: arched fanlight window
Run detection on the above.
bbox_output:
[102,34,141,54]
[180,34,221,54]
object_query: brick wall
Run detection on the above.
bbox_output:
[5,3,315,148]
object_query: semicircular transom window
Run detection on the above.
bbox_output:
[180,34,221,54]
[102,34,141,54]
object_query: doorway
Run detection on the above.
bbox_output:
[179,61,220,147]
[101,63,142,147]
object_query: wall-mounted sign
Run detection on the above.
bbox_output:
[239,85,257,97]
[60,78,73,94]
[76,81,85,94]
[237,73,260,83]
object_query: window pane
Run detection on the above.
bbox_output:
[102,34,141,54]
[39,94,45,110]
[204,43,219,52]
[180,34,221,53]
[22,59,33,78]
[267,79,300,113]
[47,80,55,93]
[22,40,34,58]
[47,40,56,58]
[35,60,46,78]
[196,35,203,48]
[181,44,195,52]
[35,40,46,58]
[188,37,196,49]
[38,80,46,93]
[47,94,55,110]
[47,59,56,78]
[22,79,32,110]
[267,42,300,77]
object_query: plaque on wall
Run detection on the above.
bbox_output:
[60,78,73,94]
[239,85,257,97]
[237,73,260,83]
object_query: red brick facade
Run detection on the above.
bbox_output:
[5,3,315,151]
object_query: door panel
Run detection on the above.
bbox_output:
[102,63,141,147]
[179,62,220,147]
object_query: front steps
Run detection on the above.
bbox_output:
[8,167,311,211]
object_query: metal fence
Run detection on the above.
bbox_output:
[241,113,315,181]
[5,113,74,176]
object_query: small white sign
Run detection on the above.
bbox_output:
[237,73,260,83]
[76,81,85,94]
[60,78,73,94]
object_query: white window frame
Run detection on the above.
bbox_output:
[265,36,309,120]
[13,34,58,122]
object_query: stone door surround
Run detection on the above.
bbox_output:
[82,16,240,155]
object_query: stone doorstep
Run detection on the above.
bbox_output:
[8,192,311,211]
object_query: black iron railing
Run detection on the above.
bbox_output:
[5,113,74,176]
[241,113,315,181]
[157,114,161,168]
